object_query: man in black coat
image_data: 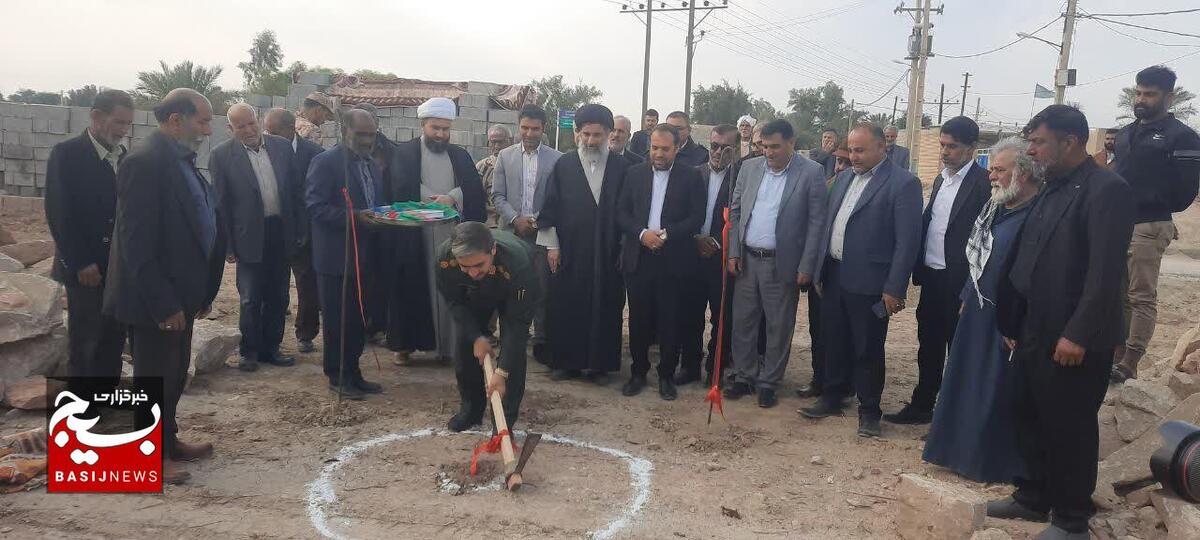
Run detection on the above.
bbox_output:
[44,89,134,389]
[664,111,711,169]
[212,104,304,372]
[264,107,325,353]
[886,116,991,425]
[103,89,226,485]
[628,108,658,158]
[617,123,707,401]
[990,105,1134,539]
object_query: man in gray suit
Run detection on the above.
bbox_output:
[799,123,922,438]
[212,103,304,372]
[723,119,828,408]
[492,104,563,365]
[884,126,911,171]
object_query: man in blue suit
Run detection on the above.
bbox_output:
[799,123,922,438]
[306,109,387,400]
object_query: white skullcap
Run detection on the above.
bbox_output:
[737,115,757,127]
[417,97,457,120]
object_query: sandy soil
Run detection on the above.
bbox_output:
[2,202,1198,540]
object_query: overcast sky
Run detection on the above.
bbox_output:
[4,0,1199,129]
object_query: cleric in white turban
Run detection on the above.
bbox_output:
[417,97,457,120]
[737,115,757,158]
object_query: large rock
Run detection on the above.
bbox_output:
[1150,489,1200,540]
[1172,321,1200,372]
[1115,379,1180,442]
[0,225,15,247]
[1116,405,1164,443]
[0,272,64,345]
[0,325,67,386]
[1098,404,1125,460]
[2,376,48,410]
[896,474,986,540]
[1168,372,1200,400]
[0,240,54,267]
[1095,393,1200,509]
[191,319,240,374]
[0,253,22,273]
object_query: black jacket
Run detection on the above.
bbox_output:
[103,131,225,326]
[1114,113,1200,223]
[211,134,303,263]
[676,138,710,169]
[629,130,651,157]
[293,136,325,242]
[617,162,706,276]
[913,161,991,290]
[44,131,120,285]
[997,159,1134,350]
[697,163,733,239]
[388,138,486,222]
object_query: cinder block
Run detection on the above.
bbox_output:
[474,134,487,147]
[472,121,490,135]
[401,107,417,118]
[32,118,49,132]
[9,103,33,119]
[449,131,472,146]
[69,107,90,133]
[395,127,414,141]
[3,117,33,133]
[34,147,50,161]
[5,159,33,174]
[0,160,4,173]
[34,160,47,175]
[459,107,487,121]
[271,95,287,108]
[2,132,18,145]
[133,124,157,138]
[31,105,70,123]
[9,170,34,186]
[18,185,38,197]
[246,94,272,108]
[285,96,300,111]
[451,117,472,131]
[401,117,421,129]
[34,133,67,148]
[459,94,491,109]
[34,173,46,187]
[288,84,319,100]
[295,72,332,86]
[2,144,34,159]
[488,109,519,124]
[48,119,69,134]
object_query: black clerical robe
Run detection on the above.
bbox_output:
[537,151,629,372]
[384,138,486,352]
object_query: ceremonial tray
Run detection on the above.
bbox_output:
[364,201,460,227]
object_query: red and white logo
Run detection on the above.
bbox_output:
[47,389,162,492]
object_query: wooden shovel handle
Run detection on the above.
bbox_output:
[482,353,517,476]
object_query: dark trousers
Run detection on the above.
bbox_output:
[236,217,290,359]
[820,259,889,419]
[1011,323,1111,533]
[130,320,192,457]
[455,310,527,429]
[806,289,825,388]
[627,253,684,379]
[290,242,321,342]
[912,267,961,411]
[680,254,728,376]
[317,272,365,383]
[65,282,126,384]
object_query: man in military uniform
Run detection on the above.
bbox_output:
[437,221,540,432]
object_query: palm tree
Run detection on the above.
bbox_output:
[134,60,233,113]
[1117,86,1196,122]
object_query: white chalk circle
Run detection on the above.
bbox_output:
[306,428,653,540]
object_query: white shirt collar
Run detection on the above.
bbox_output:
[941,160,973,184]
[87,129,124,162]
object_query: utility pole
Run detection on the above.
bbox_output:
[891,96,899,125]
[974,97,981,121]
[625,3,727,117]
[848,99,856,134]
[1055,0,1079,104]
[937,84,946,124]
[959,72,971,116]
[684,2,696,116]
[896,0,942,174]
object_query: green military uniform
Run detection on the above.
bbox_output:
[436,229,540,428]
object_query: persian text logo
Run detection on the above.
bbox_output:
[47,385,162,493]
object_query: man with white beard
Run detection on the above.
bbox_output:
[921,136,1041,483]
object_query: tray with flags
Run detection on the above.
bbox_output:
[364,201,461,227]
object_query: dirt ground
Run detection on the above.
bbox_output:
[3,201,1199,540]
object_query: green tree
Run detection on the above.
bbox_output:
[787,81,849,133]
[352,69,398,80]
[65,85,100,107]
[7,88,62,105]
[894,111,933,130]
[1117,86,1196,122]
[530,75,604,150]
[691,80,753,125]
[864,112,893,127]
[134,60,233,113]
[237,30,290,96]
[750,98,779,123]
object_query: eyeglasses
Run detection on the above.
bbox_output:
[710,142,732,151]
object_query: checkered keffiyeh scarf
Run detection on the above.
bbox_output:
[965,199,1000,308]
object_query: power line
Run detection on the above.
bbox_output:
[939,15,1062,59]
[714,1,866,35]
[1077,14,1200,40]
[1082,13,1200,48]
[860,69,911,107]
[1085,8,1200,17]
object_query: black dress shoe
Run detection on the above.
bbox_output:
[658,379,677,401]
[355,378,383,394]
[857,416,882,438]
[883,404,933,425]
[328,381,365,400]
[798,399,844,419]
[985,497,1050,523]
[533,343,550,366]
[447,411,483,432]
[673,370,701,386]
[550,369,582,381]
[298,340,316,353]
[722,381,754,400]
[238,356,259,372]
[758,388,778,408]
[262,353,296,367]
[795,384,822,399]
[622,375,647,396]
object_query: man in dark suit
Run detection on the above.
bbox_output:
[610,115,644,166]
[886,116,991,425]
[103,89,225,484]
[617,123,706,400]
[808,127,840,179]
[307,109,388,400]
[988,105,1134,540]
[678,124,737,386]
[44,89,133,388]
[628,108,658,158]
[799,123,922,438]
[264,107,325,354]
[884,126,911,171]
[212,104,303,372]
[664,111,711,168]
